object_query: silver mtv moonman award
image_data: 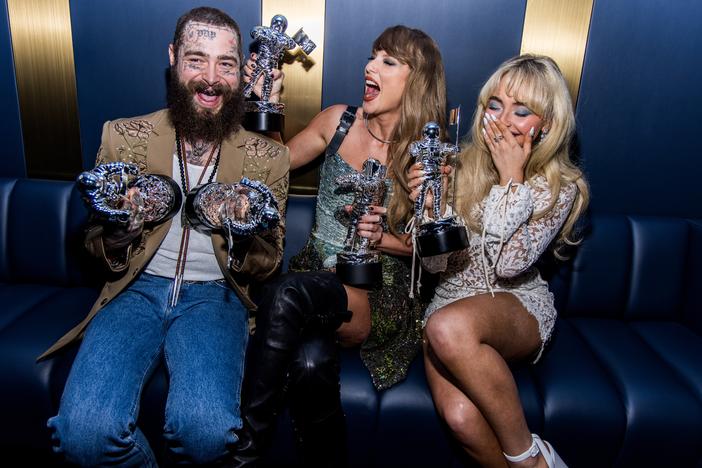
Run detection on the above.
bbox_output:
[335,157,388,290]
[77,161,181,229]
[242,14,316,133]
[410,121,468,257]
[183,177,280,268]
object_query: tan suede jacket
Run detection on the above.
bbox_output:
[38,109,289,360]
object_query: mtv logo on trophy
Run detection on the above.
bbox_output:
[242,14,316,133]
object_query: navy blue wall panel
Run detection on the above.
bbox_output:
[576,0,702,217]
[322,0,526,138]
[0,0,25,178]
[70,0,260,169]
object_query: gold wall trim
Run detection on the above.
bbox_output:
[7,0,82,179]
[520,0,594,104]
[262,0,325,194]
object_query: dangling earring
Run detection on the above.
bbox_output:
[539,129,549,142]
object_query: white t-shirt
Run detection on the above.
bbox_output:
[145,155,224,281]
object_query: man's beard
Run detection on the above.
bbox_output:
[167,68,245,144]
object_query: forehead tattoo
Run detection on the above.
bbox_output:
[181,21,239,55]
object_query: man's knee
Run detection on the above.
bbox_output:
[165,407,238,464]
[48,411,140,466]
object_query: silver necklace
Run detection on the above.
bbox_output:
[364,116,396,144]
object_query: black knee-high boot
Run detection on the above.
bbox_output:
[228,272,350,467]
[287,333,347,468]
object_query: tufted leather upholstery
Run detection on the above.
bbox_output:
[1,177,701,467]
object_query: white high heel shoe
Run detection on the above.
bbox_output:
[503,433,568,468]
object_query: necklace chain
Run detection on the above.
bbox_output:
[364,116,396,145]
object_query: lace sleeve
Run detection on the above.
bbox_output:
[481,180,577,278]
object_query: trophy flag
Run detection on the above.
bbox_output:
[449,105,461,147]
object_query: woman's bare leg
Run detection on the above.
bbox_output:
[337,285,371,347]
[424,339,508,467]
[424,293,547,468]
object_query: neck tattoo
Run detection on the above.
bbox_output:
[364,116,397,145]
[187,140,213,166]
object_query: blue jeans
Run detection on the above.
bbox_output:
[48,273,249,466]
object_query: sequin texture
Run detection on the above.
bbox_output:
[289,153,425,390]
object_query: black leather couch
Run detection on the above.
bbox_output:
[1,176,701,467]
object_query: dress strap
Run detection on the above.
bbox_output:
[324,105,358,157]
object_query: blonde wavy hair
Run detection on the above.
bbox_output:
[370,26,448,235]
[455,54,589,252]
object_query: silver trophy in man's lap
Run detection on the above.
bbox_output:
[410,121,468,257]
[242,14,316,133]
[335,157,388,289]
[183,177,280,267]
[77,162,181,229]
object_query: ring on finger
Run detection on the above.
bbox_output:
[494,134,504,142]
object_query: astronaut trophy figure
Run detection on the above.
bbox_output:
[335,157,388,289]
[77,161,181,230]
[183,177,280,269]
[243,14,316,132]
[410,121,468,257]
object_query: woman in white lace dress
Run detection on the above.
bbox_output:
[407,55,589,468]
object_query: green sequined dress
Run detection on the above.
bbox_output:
[289,153,425,391]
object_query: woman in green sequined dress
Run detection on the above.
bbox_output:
[233,26,448,467]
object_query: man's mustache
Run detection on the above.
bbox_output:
[190,80,231,96]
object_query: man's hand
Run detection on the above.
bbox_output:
[242,53,284,103]
[102,188,144,250]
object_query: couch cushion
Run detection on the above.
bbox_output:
[683,220,702,335]
[562,215,697,322]
[570,318,702,467]
[0,283,98,458]
[0,178,94,287]
[282,194,316,272]
[0,178,17,279]
[527,319,626,467]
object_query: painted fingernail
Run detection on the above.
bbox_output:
[489,113,498,121]
[481,128,487,136]
[482,116,488,126]
[529,127,535,137]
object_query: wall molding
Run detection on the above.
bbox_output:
[7,0,82,179]
[520,0,594,104]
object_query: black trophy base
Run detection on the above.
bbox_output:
[416,221,469,257]
[243,111,283,133]
[336,261,382,290]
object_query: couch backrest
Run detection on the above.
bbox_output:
[281,194,316,271]
[0,178,319,287]
[0,178,94,287]
[545,215,701,333]
[2,180,700,334]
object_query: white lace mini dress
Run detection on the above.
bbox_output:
[423,175,577,362]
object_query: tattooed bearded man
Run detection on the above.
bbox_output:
[40,7,289,466]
